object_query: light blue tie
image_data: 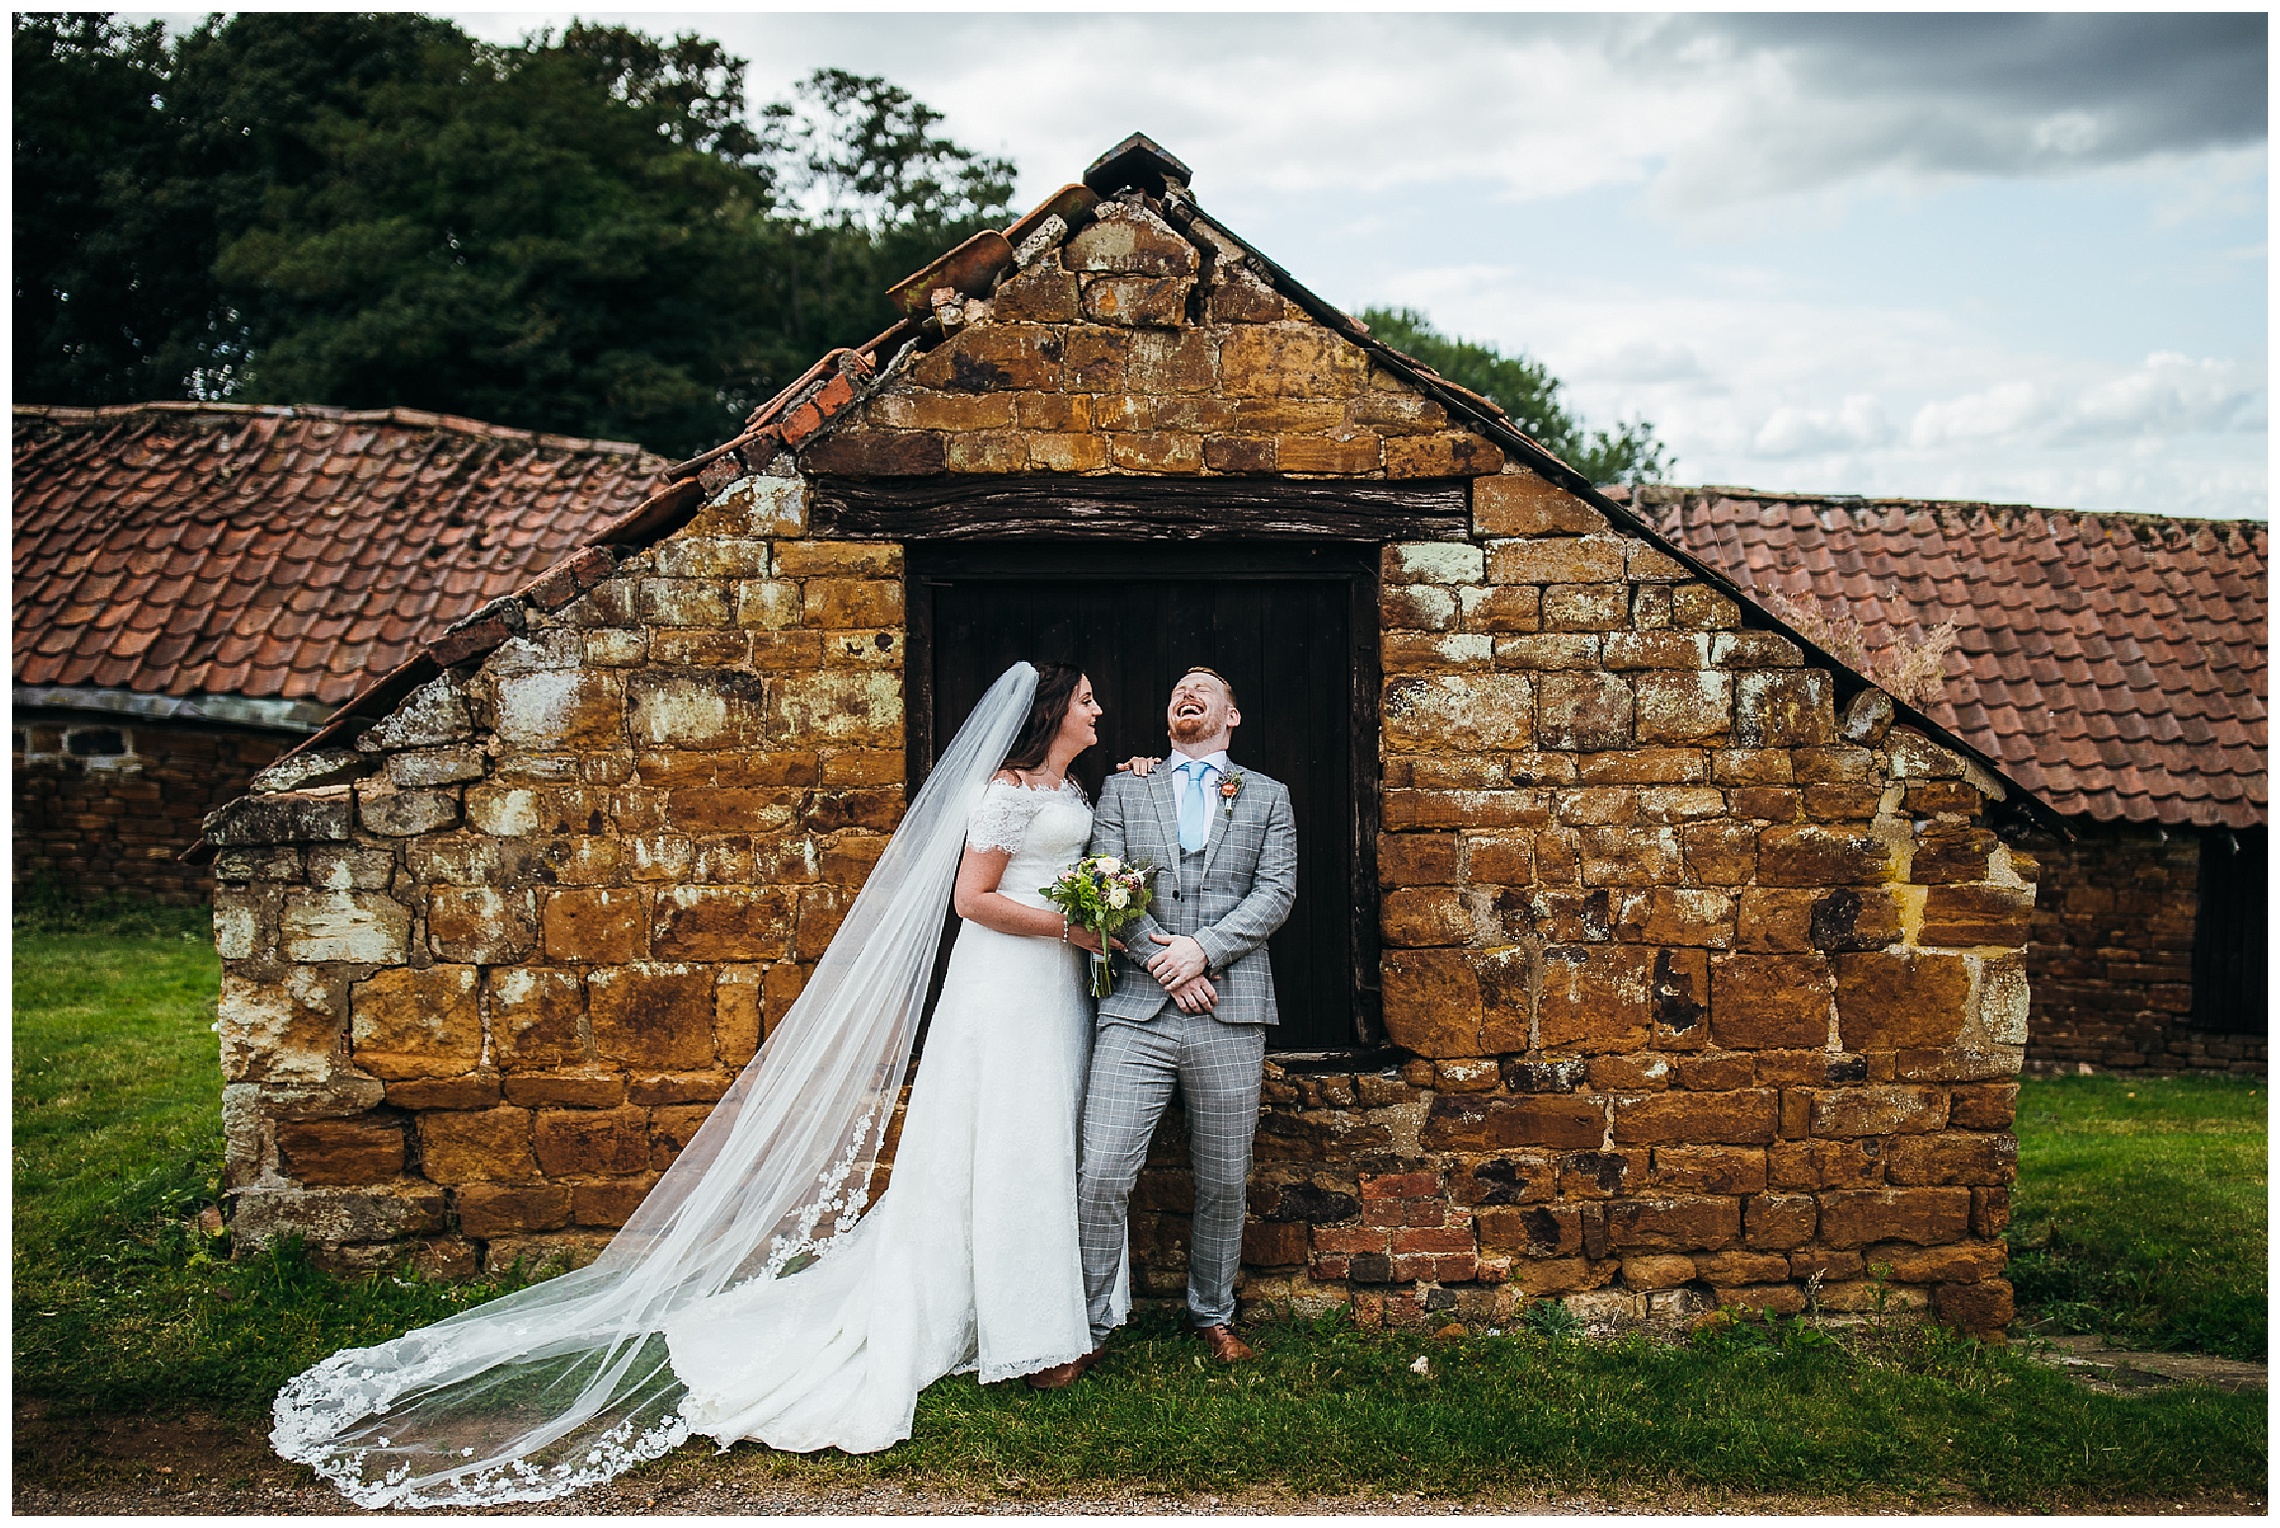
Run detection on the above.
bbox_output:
[1177,760,1211,853]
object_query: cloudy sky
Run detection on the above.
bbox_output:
[463,11,2271,518]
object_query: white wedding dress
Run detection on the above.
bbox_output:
[662,776,1119,1454]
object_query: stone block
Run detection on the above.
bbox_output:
[488,967,588,1071]
[1620,1254,1698,1290]
[382,1075,502,1110]
[799,428,945,477]
[1487,536,1628,586]
[425,886,536,964]
[1385,432,1503,478]
[1534,672,1632,750]
[1473,473,1603,536]
[1539,944,1656,1055]
[1617,888,1735,948]
[1218,323,1367,399]
[1767,1139,1884,1190]
[1107,432,1205,473]
[385,746,486,789]
[911,323,1064,393]
[588,963,718,1071]
[276,1117,406,1186]
[648,1103,713,1171]
[1650,1145,1767,1195]
[418,1107,539,1184]
[543,887,649,965]
[776,670,902,747]
[492,670,625,751]
[1743,1193,1818,1249]
[1379,887,1476,947]
[1382,675,1534,753]
[282,890,411,964]
[345,964,483,1082]
[217,970,347,1084]
[1065,200,1199,274]
[1613,1090,1778,1146]
[1633,671,1733,743]
[1205,262,1295,323]
[1946,1082,2018,1132]
[1817,1187,1972,1249]
[1603,1196,1740,1252]
[1576,826,1681,886]
[502,1073,624,1108]
[626,669,767,751]
[1278,433,1384,474]
[1731,670,1836,747]
[229,1186,448,1249]
[364,675,473,750]
[1836,951,1970,1050]
[456,1183,573,1236]
[1932,1277,2013,1336]
[1756,825,1894,887]
[1457,586,1541,633]
[1918,884,2034,948]
[572,1177,657,1229]
[533,1106,653,1177]
[1081,274,1194,326]
[1709,953,1833,1049]
[1796,1085,1949,1138]
[1378,832,1459,888]
[651,885,796,961]
[1882,1132,2017,1186]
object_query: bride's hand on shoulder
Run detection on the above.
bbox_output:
[1114,755,1164,778]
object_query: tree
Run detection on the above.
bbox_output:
[1359,306,1671,487]
[12,15,1017,458]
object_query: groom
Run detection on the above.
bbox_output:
[1031,667,1298,1387]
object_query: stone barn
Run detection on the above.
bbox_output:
[1632,488,2266,1076]
[199,136,2051,1339]
[13,402,668,903]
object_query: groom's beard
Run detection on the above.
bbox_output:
[1169,715,1215,745]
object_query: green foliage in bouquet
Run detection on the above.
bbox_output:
[1041,855,1159,998]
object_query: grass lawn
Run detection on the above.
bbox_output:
[12,919,2269,1509]
[2007,1072,2267,1361]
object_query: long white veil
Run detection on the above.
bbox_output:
[271,661,1041,1508]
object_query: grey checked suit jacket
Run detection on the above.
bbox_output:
[1087,760,1297,1026]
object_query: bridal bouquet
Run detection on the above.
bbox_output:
[1042,855,1160,998]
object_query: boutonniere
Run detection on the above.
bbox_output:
[1217,769,1245,818]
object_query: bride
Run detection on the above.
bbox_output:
[271,662,1142,1507]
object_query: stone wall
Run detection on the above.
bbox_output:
[206,187,2031,1335]
[17,713,287,904]
[2024,827,2264,1075]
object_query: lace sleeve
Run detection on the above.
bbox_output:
[964,781,1038,854]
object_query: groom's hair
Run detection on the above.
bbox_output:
[1178,666,1237,709]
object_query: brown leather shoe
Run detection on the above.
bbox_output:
[1185,1319,1255,1363]
[1023,1344,1106,1391]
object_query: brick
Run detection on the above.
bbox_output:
[533,1106,652,1177]
[486,967,586,1070]
[1817,1187,1972,1248]
[351,965,481,1079]
[1710,954,1833,1049]
[1614,1090,1778,1146]
[1473,473,1603,536]
[1244,1220,1310,1267]
[418,1107,539,1184]
[1488,536,1628,585]
[588,963,718,1071]
[1535,672,1632,750]
[276,1118,406,1185]
[1836,951,1971,1049]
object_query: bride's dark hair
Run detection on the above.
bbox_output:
[1000,663,1086,772]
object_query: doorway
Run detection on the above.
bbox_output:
[907,542,1381,1054]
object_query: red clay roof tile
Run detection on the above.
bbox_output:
[1635,487,2266,830]
[14,402,669,711]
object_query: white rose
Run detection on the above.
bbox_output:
[1108,886,1129,909]
[1096,856,1121,874]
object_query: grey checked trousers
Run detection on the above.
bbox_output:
[1076,1011,1267,1341]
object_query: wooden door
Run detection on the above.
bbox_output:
[909,543,1380,1054]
